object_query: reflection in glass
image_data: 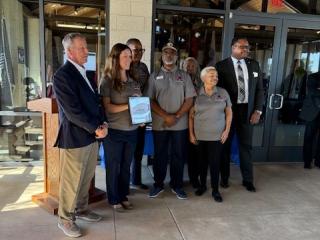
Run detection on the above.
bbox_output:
[275,27,320,147]
[157,0,225,9]
[154,11,224,70]
[231,0,319,15]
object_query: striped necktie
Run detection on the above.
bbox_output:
[237,60,246,102]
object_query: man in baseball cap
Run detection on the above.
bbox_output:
[162,42,177,52]
[146,41,196,200]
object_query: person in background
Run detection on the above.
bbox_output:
[189,66,232,202]
[126,38,150,190]
[183,57,202,188]
[299,71,320,169]
[215,37,264,192]
[53,33,108,238]
[146,42,196,200]
[100,43,141,211]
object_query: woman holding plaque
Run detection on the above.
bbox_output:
[189,67,232,202]
[100,43,141,211]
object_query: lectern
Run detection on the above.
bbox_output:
[27,98,106,215]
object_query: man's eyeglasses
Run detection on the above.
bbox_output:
[234,45,250,50]
[132,48,145,54]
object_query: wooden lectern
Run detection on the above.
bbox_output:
[27,98,106,215]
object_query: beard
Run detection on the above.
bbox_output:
[162,55,178,65]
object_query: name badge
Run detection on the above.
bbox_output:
[156,75,164,80]
[253,72,258,77]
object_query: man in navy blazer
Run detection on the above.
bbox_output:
[216,37,264,192]
[53,33,108,238]
[299,71,320,169]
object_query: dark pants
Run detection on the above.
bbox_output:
[152,130,188,189]
[303,113,320,167]
[187,141,200,186]
[103,129,137,205]
[198,140,222,191]
[131,125,146,185]
[220,104,254,183]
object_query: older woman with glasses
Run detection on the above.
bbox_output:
[189,66,232,202]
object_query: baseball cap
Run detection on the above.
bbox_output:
[162,42,177,52]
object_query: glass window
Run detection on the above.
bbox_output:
[154,11,224,70]
[157,0,225,10]
[44,3,106,96]
[0,0,43,161]
[231,0,320,15]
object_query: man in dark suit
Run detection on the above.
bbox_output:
[53,33,108,238]
[216,37,264,192]
[299,71,320,169]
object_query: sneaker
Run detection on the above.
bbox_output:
[212,191,223,202]
[121,201,134,210]
[111,204,125,213]
[76,210,102,222]
[130,183,149,190]
[58,219,81,238]
[148,186,164,198]
[171,188,188,200]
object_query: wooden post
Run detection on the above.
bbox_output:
[27,98,105,215]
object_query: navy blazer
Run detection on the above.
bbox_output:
[53,60,105,149]
[299,72,320,122]
[216,57,264,122]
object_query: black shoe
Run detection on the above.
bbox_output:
[220,181,229,189]
[242,181,256,192]
[195,186,207,196]
[314,162,320,168]
[212,191,223,202]
[190,180,201,189]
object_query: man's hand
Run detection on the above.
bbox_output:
[189,133,198,145]
[95,122,108,139]
[163,114,177,127]
[250,111,261,125]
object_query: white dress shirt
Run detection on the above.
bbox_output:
[68,59,94,92]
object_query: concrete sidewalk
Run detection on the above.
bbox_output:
[1,162,320,240]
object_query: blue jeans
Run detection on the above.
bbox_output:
[152,130,188,189]
[103,129,137,205]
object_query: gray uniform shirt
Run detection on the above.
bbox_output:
[194,86,232,141]
[99,76,141,131]
[132,61,149,94]
[146,66,196,131]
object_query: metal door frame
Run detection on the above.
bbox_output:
[226,12,283,162]
[268,17,320,161]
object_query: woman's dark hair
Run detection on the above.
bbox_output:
[104,43,137,92]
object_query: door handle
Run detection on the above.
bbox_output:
[268,94,284,110]
[268,94,274,109]
[274,94,283,109]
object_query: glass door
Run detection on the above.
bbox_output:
[227,14,283,162]
[268,19,320,162]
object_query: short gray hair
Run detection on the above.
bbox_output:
[200,66,217,81]
[62,33,85,51]
[182,57,199,71]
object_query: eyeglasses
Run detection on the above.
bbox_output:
[234,45,250,50]
[132,48,145,54]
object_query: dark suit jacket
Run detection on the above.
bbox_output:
[216,57,264,123]
[299,72,320,122]
[53,60,105,149]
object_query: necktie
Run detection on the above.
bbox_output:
[237,60,245,102]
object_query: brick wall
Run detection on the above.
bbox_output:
[109,0,153,70]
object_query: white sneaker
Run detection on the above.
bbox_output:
[58,219,81,238]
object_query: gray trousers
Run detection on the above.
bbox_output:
[58,142,99,221]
